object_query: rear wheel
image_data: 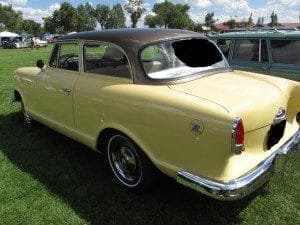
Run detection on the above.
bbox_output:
[107,134,158,192]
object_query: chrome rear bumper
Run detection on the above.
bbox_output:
[177,130,300,200]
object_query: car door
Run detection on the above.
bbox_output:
[73,41,133,148]
[269,39,300,81]
[31,42,80,135]
[230,38,270,75]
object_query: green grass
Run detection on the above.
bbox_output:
[0,46,299,225]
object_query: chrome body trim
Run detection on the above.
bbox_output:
[274,107,287,124]
[177,129,300,200]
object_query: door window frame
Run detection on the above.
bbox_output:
[48,40,81,72]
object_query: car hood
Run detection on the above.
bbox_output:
[169,71,288,131]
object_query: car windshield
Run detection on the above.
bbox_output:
[140,38,230,80]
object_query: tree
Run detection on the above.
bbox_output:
[106,4,126,29]
[269,11,280,27]
[224,18,237,29]
[256,17,264,26]
[144,0,192,29]
[145,14,163,28]
[125,0,146,28]
[0,23,5,32]
[0,3,23,33]
[95,4,110,29]
[22,19,41,35]
[45,2,78,34]
[247,13,253,26]
[43,16,56,33]
[193,23,204,32]
[76,3,97,31]
[205,12,215,28]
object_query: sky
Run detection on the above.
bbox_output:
[0,0,299,27]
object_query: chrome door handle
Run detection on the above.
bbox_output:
[61,87,71,95]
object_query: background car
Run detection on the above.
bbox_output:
[1,39,17,48]
[34,38,48,47]
[212,30,300,81]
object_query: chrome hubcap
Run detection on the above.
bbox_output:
[108,135,142,186]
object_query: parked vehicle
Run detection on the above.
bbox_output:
[12,29,300,200]
[2,38,30,49]
[34,38,48,47]
[1,40,17,48]
[44,33,54,43]
[212,30,300,81]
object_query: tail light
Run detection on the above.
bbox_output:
[231,117,245,154]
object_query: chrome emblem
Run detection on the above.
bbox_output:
[274,107,287,124]
[190,120,204,136]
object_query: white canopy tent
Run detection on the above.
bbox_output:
[0,31,19,43]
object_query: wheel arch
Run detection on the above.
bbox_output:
[13,89,22,101]
[96,126,160,170]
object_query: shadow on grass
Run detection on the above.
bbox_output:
[0,112,267,225]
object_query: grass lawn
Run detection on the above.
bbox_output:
[0,45,299,225]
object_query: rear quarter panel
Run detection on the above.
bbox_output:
[73,73,234,180]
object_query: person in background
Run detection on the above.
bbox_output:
[30,37,34,50]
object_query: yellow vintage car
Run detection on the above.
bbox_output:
[12,29,300,200]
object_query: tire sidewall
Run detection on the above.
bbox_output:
[107,134,143,188]
[21,100,32,124]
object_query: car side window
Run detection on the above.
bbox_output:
[83,42,131,79]
[57,43,79,71]
[215,39,231,59]
[49,43,79,71]
[141,45,167,74]
[271,40,300,65]
[233,39,268,62]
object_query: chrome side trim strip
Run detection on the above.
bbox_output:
[177,129,300,200]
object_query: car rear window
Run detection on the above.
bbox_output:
[271,40,300,65]
[83,42,131,79]
[140,38,229,80]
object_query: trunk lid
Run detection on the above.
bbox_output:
[169,71,287,131]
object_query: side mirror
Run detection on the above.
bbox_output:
[36,59,45,69]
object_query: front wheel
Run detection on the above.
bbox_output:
[107,134,158,192]
[21,100,33,124]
